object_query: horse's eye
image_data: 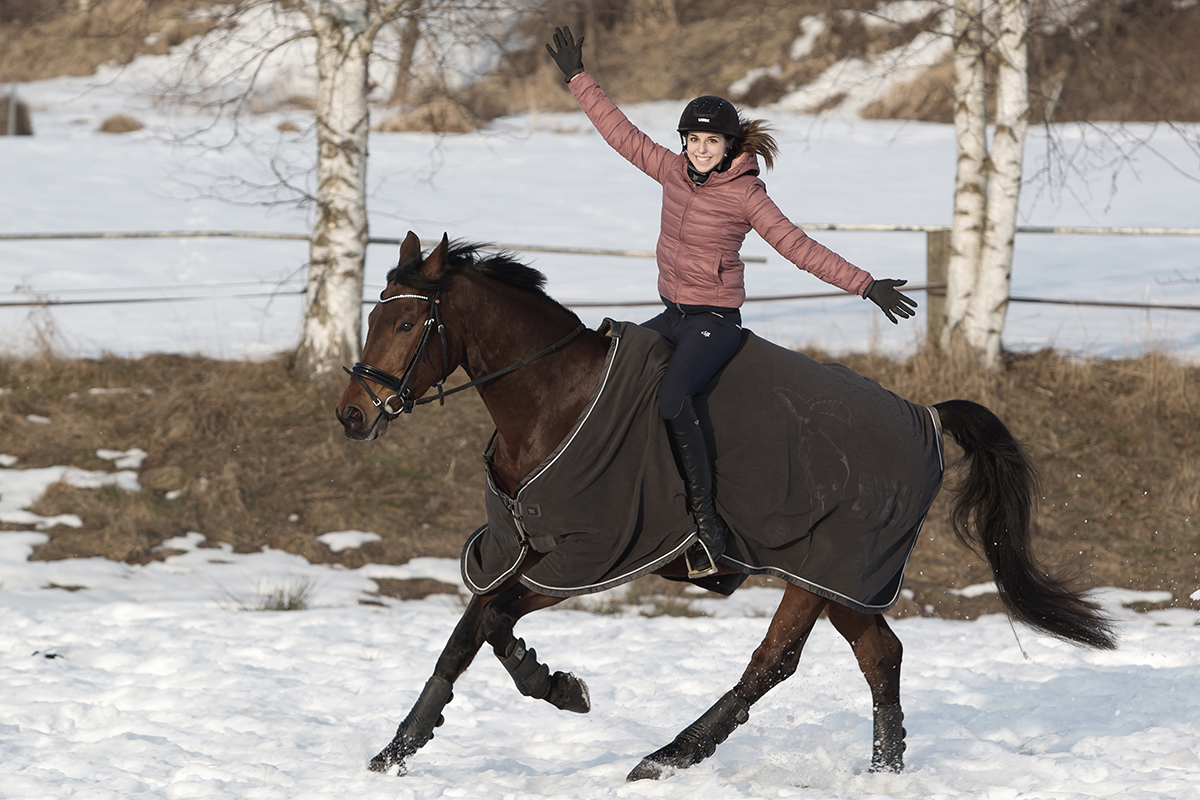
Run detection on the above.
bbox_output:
[396,321,415,334]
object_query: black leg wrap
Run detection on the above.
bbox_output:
[368,676,454,775]
[500,637,552,700]
[627,691,749,781]
[870,704,906,773]
[545,670,591,714]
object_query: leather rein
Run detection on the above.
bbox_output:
[344,290,586,433]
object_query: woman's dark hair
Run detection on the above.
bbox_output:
[731,117,779,170]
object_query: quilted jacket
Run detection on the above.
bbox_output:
[569,72,874,307]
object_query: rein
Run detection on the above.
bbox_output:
[345,290,586,430]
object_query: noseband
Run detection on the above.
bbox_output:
[345,290,585,434]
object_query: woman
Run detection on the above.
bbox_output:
[546,26,917,578]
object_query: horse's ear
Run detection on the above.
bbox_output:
[422,233,452,279]
[398,231,422,264]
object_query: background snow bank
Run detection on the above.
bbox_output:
[2,62,1199,361]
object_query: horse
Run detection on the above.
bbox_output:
[336,232,1116,781]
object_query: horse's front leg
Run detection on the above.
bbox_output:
[628,583,828,781]
[481,583,591,714]
[369,590,493,774]
[369,576,590,776]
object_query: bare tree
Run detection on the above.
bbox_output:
[154,0,523,384]
[388,0,424,106]
[942,0,1031,369]
[288,0,410,384]
[943,0,987,354]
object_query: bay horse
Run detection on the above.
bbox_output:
[336,232,1116,781]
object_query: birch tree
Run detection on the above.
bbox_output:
[941,0,1031,369]
[943,0,987,353]
[290,0,410,384]
[157,0,517,383]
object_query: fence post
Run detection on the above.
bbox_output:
[925,228,949,349]
[7,84,17,137]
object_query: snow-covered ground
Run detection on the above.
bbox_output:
[2,42,1199,361]
[1,523,1199,800]
[3,24,1200,800]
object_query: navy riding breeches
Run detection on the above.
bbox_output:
[641,300,743,419]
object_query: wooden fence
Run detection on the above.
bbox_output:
[3,226,1199,348]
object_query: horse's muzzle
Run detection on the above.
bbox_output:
[337,402,388,441]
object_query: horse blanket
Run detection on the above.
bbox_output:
[461,320,945,612]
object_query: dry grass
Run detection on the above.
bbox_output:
[1,352,493,567]
[0,0,214,84]
[863,1,1200,124]
[2,344,1197,616]
[97,113,143,133]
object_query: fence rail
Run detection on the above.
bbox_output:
[3,229,1198,323]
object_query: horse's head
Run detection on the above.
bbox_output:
[336,231,459,441]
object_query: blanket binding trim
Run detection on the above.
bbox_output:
[487,324,623,540]
[519,533,698,598]
[513,330,622,495]
[460,524,528,594]
[719,511,928,614]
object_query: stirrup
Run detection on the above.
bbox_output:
[685,539,719,579]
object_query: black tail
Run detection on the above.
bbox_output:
[934,400,1116,650]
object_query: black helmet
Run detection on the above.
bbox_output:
[677,95,741,139]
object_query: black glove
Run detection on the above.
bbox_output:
[865,279,918,324]
[546,26,585,83]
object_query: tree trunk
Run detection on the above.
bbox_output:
[294,2,373,384]
[942,0,987,350]
[964,0,1029,368]
[388,0,423,106]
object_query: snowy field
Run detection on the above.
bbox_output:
[3,30,1200,800]
[1,525,1199,800]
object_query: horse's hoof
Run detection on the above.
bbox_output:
[547,671,591,714]
[626,757,668,782]
[626,737,696,781]
[368,744,410,776]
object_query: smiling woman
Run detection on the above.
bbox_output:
[544,24,917,576]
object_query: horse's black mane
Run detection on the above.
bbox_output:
[387,240,550,297]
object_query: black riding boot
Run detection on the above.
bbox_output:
[665,396,728,579]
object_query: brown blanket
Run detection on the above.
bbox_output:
[462,320,944,612]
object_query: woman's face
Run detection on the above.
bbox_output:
[684,131,729,174]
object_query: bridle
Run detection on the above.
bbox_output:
[344,289,586,435]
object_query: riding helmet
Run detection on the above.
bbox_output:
[677,95,741,139]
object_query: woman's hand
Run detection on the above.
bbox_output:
[865,279,918,324]
[546,26,585,82]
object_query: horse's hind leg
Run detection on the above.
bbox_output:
[480,583,591,714]
[826,605,906,773]
[628,584,828,781]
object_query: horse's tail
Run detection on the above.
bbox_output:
[933,399,1116,650]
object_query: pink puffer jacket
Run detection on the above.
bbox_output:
[569,72,874,307]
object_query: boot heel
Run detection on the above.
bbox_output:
[685,540,719,579]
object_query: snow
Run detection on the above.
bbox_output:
[2,48,1199,361]
[317,530,383,552]
[2,27,1200,800]
[1,522,1199,799]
